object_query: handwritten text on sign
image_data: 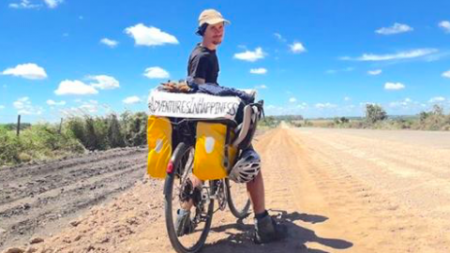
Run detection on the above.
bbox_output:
[148,91,241,120]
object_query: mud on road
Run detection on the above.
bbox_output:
[0,147,148,251]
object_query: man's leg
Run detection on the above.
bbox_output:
[246,170,265,214]
[176,174,202,236]
[246,167,288,244]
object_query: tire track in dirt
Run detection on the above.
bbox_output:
[0,147,148,251]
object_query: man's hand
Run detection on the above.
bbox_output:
[160,80,191,93]
[161,81,177,92]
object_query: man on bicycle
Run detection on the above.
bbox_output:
[175,9,288,244]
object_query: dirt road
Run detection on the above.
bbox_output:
[2,125,450,252]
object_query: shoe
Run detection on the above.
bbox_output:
[254,215,288,244]
[175,209,194,237]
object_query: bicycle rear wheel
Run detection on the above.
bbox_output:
[225,178,251,219]
[164,143,215,253]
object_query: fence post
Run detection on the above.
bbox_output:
[59,118,63,134]
[17,115,21,136]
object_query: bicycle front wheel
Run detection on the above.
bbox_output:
[164,142,215,253]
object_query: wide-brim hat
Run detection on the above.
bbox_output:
[198,9,231,26]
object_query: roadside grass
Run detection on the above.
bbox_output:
[294,105,450,131]
[0,111,148,167]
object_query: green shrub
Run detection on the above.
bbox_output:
[0,123,84,166]
[366,104,387,124]
[107,114,125,148]
[259,116,279,128]
[121,112,148,146]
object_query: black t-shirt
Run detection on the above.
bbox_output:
[187,44,219,84]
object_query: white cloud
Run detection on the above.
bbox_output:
[13,97,29,110]
[47,99,66,106]
[250,68,267,74]
[234,47,265,62]
[79,100,98,113]
[429,97,446,103]
[1,63,47,80]
[289,97,297,103]
[59,107,81,117]
[124,23,178,47]
[144,67,170,79]
[9,0,39,9]
[389,98,413,108]
[9,0,63,9]
[297,103,308,109]
[438,21,450,33]
[265,103,309,115]
[341,48,438,61]
[442,70,450,78]
[290,42,306,54]
[13,97,43,115]
[368,69,382,75]
[326,67,354,74]
[59,100,101,116]
[88,75,120,90]
[0,105,5,110]
[255,84,268,89]
[315,103,337,109]
[376,23,413,35]
[344,97,351,101]
[123,96,141,104]
[100,38,118,48]
[274,33,287,42]
[43,0,63,8]
[385,82,405,90]
[55,80,98,95]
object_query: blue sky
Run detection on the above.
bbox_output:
[1,0,450,123]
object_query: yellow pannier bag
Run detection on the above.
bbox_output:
[193,122,238,180]
[147,116,172,179]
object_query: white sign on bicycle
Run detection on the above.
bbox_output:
[148,90,241,120]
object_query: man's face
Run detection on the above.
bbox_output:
[204,22,224,45]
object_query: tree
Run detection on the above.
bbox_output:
[432,105,444,116]
[84,117,98,150]
[365,104,387,124]
[122,112,148,146]
[419,111,430,123]
[66,117,86,146]
[340,117,349,123]
[107,114,125,148]
[334,117,349,125]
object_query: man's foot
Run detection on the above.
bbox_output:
[254,214,288,244]
[175,209,194,237]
